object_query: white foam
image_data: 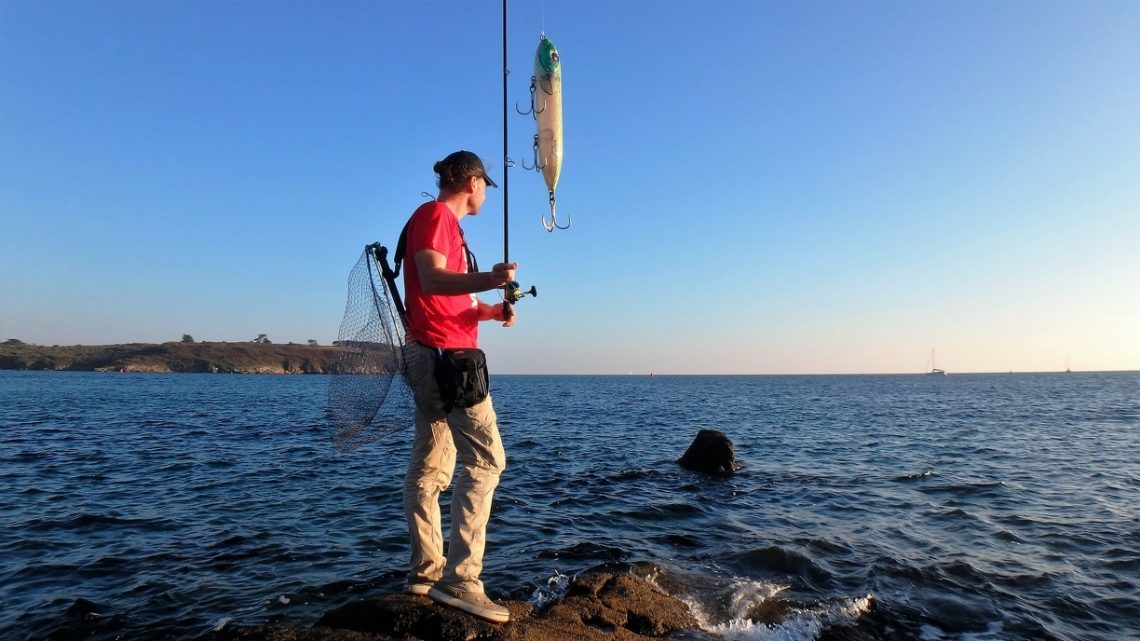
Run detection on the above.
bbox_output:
[529,570,571,608]
[724,578,789,619]
[678,577,789,631]
[679,576,872,641]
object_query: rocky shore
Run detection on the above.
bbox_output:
[210,570,702,641]
[0,341,344,374]
[207,567,886,641]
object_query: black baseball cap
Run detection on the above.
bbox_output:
[435,150,498,188]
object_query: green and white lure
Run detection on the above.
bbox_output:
[520,34,568,231]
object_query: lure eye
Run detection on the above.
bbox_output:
[550,51,559,63]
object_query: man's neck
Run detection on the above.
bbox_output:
[437,192,471,220]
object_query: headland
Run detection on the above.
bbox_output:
[0,340,343,374]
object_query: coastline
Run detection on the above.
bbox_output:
[0,341,344,374]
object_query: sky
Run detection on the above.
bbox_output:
[1,0,1137,375]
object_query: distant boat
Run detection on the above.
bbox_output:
[927,348,946,376]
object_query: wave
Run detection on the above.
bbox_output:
[729,546,831,587]
[536,542,629,562]
[19,513,175,532]
[620,502,707,520]
[916,480,1008,498]
[668,574,873,641]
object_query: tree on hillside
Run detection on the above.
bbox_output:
[181,334,194,343]
[3,338,25,345]
[308,339,319,346]
[254,334,271,344]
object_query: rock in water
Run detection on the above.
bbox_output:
[208,568,697,641]
[678,429,739,474]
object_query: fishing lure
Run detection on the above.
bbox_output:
[519,34,569,231]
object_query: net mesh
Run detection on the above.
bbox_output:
[327,245,416,450]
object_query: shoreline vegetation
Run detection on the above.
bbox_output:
[0,340,344,374]
[2,341,1129,376]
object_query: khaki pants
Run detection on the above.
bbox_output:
[402,341,506,593]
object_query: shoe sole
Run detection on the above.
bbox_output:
[407,584,433,596]
[427,587,510,623]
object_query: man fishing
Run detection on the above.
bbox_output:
[400,150,517,624]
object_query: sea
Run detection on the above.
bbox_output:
[1,371,1137,641]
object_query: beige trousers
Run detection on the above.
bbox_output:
[402,341,506,594]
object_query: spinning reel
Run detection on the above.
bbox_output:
[504,281,537,304]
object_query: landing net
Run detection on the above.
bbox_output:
[327,245,414,450]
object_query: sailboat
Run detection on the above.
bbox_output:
[927,348,946,376]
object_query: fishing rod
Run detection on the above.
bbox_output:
[503,0,537,306]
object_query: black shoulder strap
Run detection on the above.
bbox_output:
[394,217,477,276]
[392,221,410,278]
[371,242,407,330]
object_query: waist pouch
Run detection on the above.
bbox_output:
[434,348,490,412]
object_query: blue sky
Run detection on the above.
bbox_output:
[2,0,1137,374]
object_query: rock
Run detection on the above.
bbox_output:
[207,569,698,641]
[678,429,739,474]
[314,593,529,640]
[545,571,698,637]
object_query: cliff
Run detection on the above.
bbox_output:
[0,341,346,374]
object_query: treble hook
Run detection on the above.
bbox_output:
[515,76,546,117]
[521,134,545,171]
[541,191,571,232]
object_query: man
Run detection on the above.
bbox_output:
[400,150,517,624]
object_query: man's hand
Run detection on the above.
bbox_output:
[500,302,516,328]
[480,302,517,326]
[488,262,517,289]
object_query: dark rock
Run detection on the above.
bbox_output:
[547,571,698,637]
[65,598,105,621]
[207,570,698,641]
[678,429,739,474]
[315,593,526,640]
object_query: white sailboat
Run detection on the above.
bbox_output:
[927,348,946,376]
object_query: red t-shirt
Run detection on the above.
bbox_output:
[402,201,479,349]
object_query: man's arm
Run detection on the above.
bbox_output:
[414,249,517,295]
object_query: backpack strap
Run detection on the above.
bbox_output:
[372,241,407,330]
[392,221,410,278]
[395,217,477,276]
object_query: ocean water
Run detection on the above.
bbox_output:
[1,371,1138,641]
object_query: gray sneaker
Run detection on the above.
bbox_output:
[427,584,510,623]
